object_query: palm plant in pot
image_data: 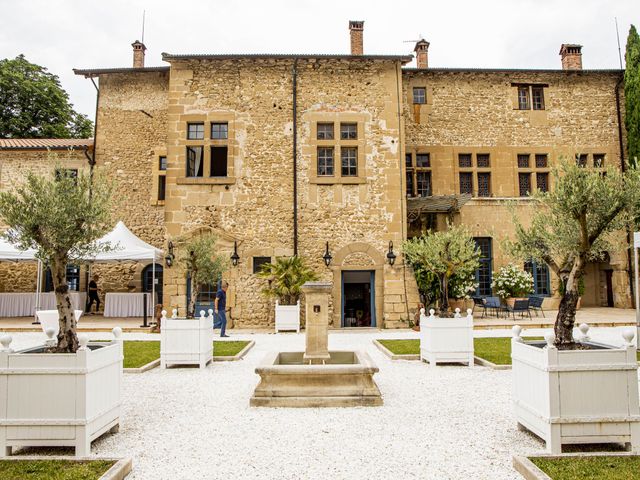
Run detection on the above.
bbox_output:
[506,159,640,453]
[257,256,317,332]
[0,165,123,457]
[491,263,534,308]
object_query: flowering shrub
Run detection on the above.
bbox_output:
[449,270,479,299]
[491,263,534,298]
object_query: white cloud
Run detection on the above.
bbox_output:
[0,0,636,121]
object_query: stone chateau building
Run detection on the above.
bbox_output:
[0,22,632,328]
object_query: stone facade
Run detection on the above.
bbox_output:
[0,37,632,323]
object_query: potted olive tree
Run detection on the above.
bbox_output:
[507,160,640,453]
[161,234,227,368]
[404,224,479,366]
[257,256,317,332]
[0,166,122,457]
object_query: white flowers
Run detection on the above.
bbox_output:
[491,263,534,298]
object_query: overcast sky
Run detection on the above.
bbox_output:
[0,0,636,120]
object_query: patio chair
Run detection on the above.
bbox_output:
[528,296,545,318]
[484,296,505,318]
[36,309,83,337]
[471,297,488,318]
[505,299,531,320]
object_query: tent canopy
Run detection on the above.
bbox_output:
[90,221,163,262]
[0,235,37,261]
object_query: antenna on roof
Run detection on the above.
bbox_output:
[141,10,146,44]
[614,17,623,69]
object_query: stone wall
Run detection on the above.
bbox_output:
[162,58,412,327]
[402,69,631,307]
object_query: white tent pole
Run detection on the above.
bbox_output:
[33,259,42,323]
[152,260,156,318]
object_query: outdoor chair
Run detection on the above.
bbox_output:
[528,296,545,317]
[505,299,531,320]
[484,296,505,318]
[471,297,488,318]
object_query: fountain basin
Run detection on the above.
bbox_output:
[250,350,383,407]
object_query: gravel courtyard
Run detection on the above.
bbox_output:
[5,326,636,480]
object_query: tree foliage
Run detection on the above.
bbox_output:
[0,55,93,139]
[403,224,480,315]
[0,163,113,352]
[626,25,640,167]
[179,234,228,318]
[506,160,640,346]
[257,256,318,305]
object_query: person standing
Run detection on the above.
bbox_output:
[214,280,229,337]
[86,274,101,314]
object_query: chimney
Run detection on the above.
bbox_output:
[559,44,582,70]
[349,20,364,55]
[414,39,430,69]
[132,40,146,68]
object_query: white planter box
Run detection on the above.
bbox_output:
[0,329,123,457]
[275,300,300,333]
[160,309,213,368]
[511,325,640,453]
[419,308,474,366]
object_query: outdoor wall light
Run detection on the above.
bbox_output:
[165,241,175,267]
[231,241,240,267]
[386,241,397,266]
[323,242,332,267]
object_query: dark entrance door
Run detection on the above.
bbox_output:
[341,270,375,327]
[605,270,614,307]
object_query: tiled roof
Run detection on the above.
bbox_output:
[403,67,623,74]
[162,52,413,63]
[73,66,170,77]
[0,138,93,150]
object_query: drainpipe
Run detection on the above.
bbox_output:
[85,76,99,298]
[615,73,635,307]
[292,59,299,256]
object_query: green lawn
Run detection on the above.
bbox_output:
[0,459,115,480]
[123,340,160,368]
[214,340,250,357]
[377,337,543,365]
[530,456,640,480]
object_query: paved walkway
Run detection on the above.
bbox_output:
[4,325,637,479]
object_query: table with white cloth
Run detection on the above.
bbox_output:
[103,292,153,317]
[0,291,86,317]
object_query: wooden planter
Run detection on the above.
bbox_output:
[275,300,301,333]
[511,325,640,453]
[160,309,213,368]
[0,329,123,457]
[419,308,474,366]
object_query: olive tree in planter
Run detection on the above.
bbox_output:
[403,224,480,317]
[404,225,479,366]
[257,256,317,332]
[161,234,227,368]
[507,160,640,453]
[0,166,123,457]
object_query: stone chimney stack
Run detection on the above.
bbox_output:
[414,39,430,69]
[559,44,582,70]
[132,40,146,68]
[349,21,364,55]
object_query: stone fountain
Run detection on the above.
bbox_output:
[250,281,382,407]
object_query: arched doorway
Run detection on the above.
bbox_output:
[142,263,163,305]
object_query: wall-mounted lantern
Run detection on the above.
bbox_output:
[231,241,240,267]
[386,241,397,266]
[323,242,332,267]
[165,241,175,267]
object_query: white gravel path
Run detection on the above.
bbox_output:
[2,326,637,479]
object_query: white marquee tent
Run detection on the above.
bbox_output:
[0,222,163,318]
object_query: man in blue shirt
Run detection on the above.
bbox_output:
[214,280,229,337]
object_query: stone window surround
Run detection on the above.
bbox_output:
[175,113,236,186]
[307,113,367,185]
[453,149,493,198]
[406,80,433,124]
[151,147,167,206]
[405,149,432,198]
[515,150,551,196]
[511,83,548,111]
